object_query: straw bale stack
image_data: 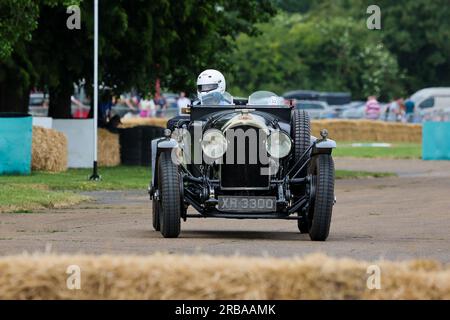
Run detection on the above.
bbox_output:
[121,117,167,129]
[312,120,422,142]
[32,126,68,172]
[98,129,120,166]
[121,118,422,142]
[0,253,448,300]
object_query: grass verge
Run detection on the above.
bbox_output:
[0,166,150,213]
[333,142,421,159]
[0,166,151,191]
[0,184,89,213]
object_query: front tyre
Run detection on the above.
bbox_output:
[308,154,335,241]
[158,151,181,238]
[292,109,312,231]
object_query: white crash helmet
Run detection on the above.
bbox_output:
[196,69,226,100]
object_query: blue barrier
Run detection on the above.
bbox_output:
[422,122,450,160]
[0,113,33,175]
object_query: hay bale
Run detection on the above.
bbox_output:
[121,117,167,129]
[98,129,120,167]
[312,120,422,143]
[0,253,448,299]
[32,126,68,172]
[121,118,422,142]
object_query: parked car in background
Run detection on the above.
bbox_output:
[28,92,49,117]
[341,101,366,119]
[421,106,450,122]
[71,95,91,119]
[284,90,351,117]
[295,100,338,119]
[319,92,351,106]
[317,92,351,118]
[409,88,450,121]
[283,90,320,101]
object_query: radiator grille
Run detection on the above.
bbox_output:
[220,127,269,189]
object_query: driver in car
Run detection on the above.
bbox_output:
[168,69,231,130]
[195,69,232,105]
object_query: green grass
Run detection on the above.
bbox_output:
[0,184,89,213]
[333,142,421,159]
[0,166,151,191]
[335,170,396,179]
[0,166,151,213]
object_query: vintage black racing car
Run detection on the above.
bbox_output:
[149,91,336,241]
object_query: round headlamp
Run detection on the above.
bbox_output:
[201,129,227,159]
[266,131,292,158]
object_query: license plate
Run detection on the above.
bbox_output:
[218,196,276,212]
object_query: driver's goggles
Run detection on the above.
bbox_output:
[197,83,219,92]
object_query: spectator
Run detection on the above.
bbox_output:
[124,95,139,113]
[385,98,401,122]
[154,95,167,117]
[139,94,155,118]
[404,99,415,123]
[177,91,191,115]
[396,98,406,122]
[97,90,114,127]
[71,95,87,119]
[365,96,381,120]
[384,99,391,121]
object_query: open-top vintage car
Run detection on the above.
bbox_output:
[149,91,336,241]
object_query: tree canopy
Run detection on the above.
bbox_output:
[229,0,449,99]
[0,0,276,115]
[1,0,448,114]
[229,14,402,100]
[0,0,78,61]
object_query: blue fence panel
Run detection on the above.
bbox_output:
[0,114,33,175]
[422,122,450,160]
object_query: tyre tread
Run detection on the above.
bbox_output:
[159,152,181,238]
[309,154,335,241]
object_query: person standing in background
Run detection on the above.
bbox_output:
[404,99,415,123]
[139,94,155,118]
[386,98,401,122]
[154,94,167,117]
[397,98,406,123]
[177,91,191,115]
[365,96,381,120]
[97,90,114,127]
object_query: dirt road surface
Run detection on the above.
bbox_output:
[1,158,449,262]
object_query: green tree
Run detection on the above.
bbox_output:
[229,14,402,99]
[147,0,276,93]
[0,1,38,61]
[307,0,450,93]
[375,0,450,91]
[274,0,317,13]
[0,0,79,113]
